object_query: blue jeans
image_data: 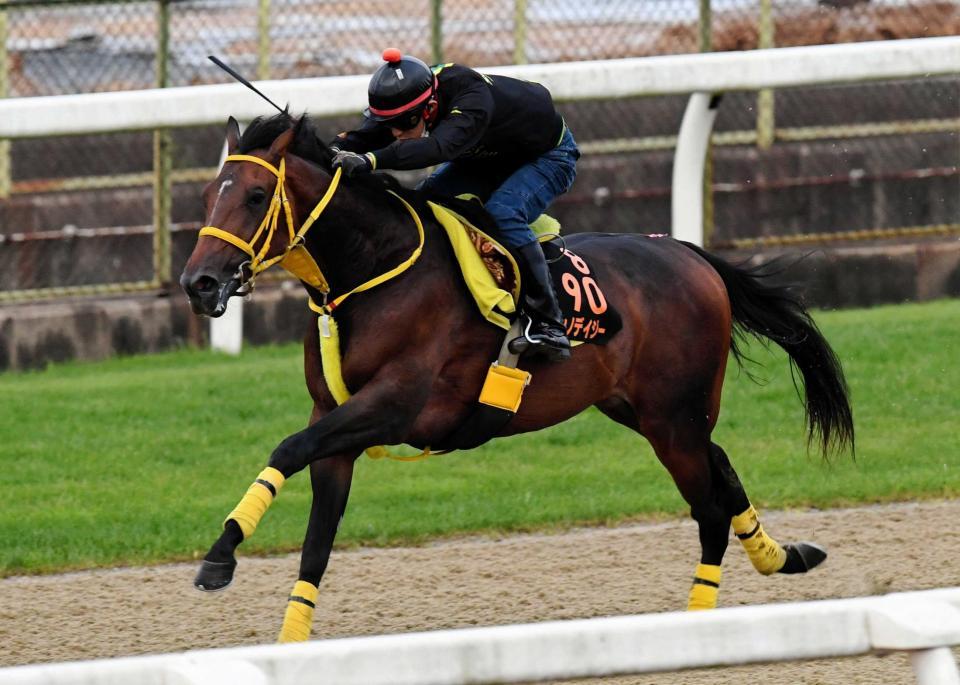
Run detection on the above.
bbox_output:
[420,127,580,248]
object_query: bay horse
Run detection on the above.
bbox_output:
[181,112,853,642]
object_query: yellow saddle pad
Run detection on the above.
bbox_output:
[427,202,566,334]
[428,202,520,331]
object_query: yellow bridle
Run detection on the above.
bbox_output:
[198,152,426,316]
[199,153,343,293]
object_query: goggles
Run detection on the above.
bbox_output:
[383,108,424,131]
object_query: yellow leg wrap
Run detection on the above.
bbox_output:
[278,580,319,643]
[732,504,786,575]
[225,467,286,539]
[687,563,722,611]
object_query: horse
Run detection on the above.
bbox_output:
[180,111,854,642]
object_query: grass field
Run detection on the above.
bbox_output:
[1,299,958,577]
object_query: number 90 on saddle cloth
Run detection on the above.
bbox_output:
[429,202,622,345]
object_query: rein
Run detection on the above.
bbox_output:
[307,190,425,316]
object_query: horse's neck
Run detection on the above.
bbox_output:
[294,179,429,300]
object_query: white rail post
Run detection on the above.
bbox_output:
[671,92,721,247]
[209,136,244,355]
[209,295,244,355]
[911,649,960,685]
[866,596,960,685]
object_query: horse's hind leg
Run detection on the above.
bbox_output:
[643,419,823,610]
[710,444,827,576]
[643,426,733,611]
[278,452,357,642]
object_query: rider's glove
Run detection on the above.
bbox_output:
[332,150,375,177]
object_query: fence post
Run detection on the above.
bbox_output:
[0,0,10,200]
[153,0,173,288]
[153,0,172,288]
[257,0,270,80]
[430,0,443,63]
[698,0,712,53]
[757,0,775,149]
[513,0,527,65]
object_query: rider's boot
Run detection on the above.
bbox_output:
[509,240,572,361]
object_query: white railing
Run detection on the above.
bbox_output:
[0,37,957,137]
[2,588,959,685]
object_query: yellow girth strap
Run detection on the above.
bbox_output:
[307,191,432,462]
[198,154,342,293]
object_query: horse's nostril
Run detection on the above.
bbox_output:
[192,275,219,296]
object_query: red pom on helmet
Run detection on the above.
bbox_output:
[382,48,403,64]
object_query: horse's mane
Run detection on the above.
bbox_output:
[238,111,502,238]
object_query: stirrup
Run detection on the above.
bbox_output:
[507,317,571,360]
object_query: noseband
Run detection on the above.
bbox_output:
[199,154,343,293]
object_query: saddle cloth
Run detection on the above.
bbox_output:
[428,202,622,345]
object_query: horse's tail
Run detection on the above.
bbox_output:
[681,241,854,457]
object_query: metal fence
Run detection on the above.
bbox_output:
[0,0,958,300]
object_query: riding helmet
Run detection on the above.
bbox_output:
[365,48,436,123]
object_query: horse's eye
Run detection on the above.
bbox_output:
[247,189,267,207]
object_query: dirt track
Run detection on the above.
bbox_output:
[2,500,959,683]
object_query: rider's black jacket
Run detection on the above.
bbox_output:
[332,64,566,171]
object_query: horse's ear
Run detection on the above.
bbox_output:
[226,116,241,154]
[267,126,296,160]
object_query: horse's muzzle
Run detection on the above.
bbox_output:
[180,269,243,318]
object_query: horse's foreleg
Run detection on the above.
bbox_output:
[194,466,286,591]
[711,444,827,576]
[278,453,357,643]
[194,466,287,592]
[195,369,428,593]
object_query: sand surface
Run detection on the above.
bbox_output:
[2,499,959,683]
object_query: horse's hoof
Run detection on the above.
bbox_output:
[779,542,827,574]
[194,559,237,592]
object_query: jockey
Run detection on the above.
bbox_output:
[331,48,579,362]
